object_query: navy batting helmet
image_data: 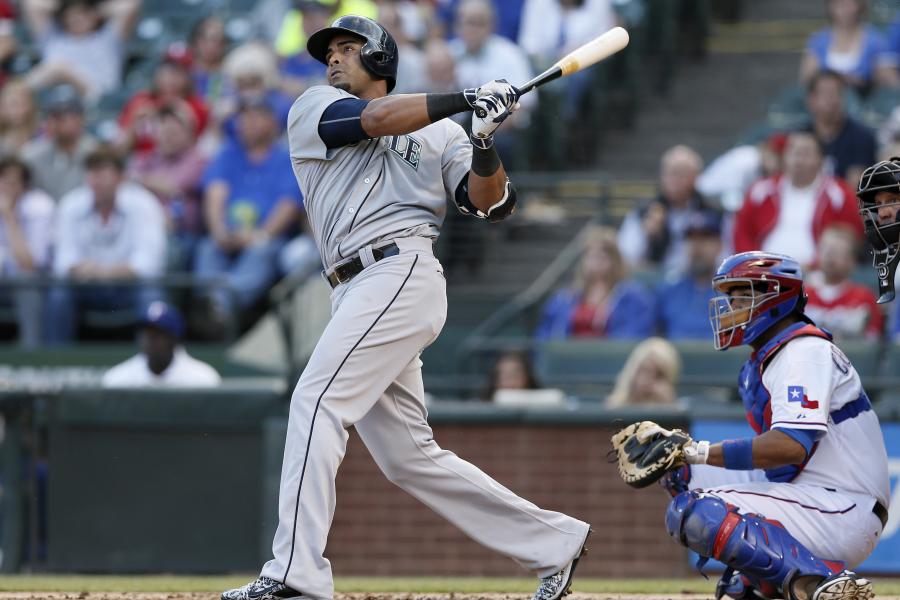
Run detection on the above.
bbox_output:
[307,15,398,92]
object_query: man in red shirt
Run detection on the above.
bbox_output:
[805,225,883,339]
[733,130,862,268]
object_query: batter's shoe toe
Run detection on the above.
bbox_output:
[531,529,591,600]
[221,576,304,600]
[811,571,874,600]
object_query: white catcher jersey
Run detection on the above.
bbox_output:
[287,85,473,269]
[763,335,890,507]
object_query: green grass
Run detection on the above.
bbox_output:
[0,576,899,595]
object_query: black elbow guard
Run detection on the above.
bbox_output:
[453,175,517,223]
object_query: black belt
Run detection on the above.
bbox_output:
[324,242,400,288]
[873,500,889,529]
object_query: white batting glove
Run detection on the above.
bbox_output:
[476,79,519,108]
[470,81,520,149]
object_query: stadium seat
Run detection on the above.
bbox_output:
[861,87,900,130]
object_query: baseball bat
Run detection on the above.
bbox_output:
[472,27,629,118]
[518,27,630,95]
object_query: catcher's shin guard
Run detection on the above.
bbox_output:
[665,491,841,599]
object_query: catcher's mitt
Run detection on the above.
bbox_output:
[609,421,694,488]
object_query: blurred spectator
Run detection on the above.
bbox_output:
[128,104,207,271]
[0,0,17,90]
[656,210,723,340]
[0,157,55,347]
[253,0,378,58]
[606,337,680,408]
[482,351,541,401]
[519,0,615,64]
[190,16,230,105]
[47,146,166,344]
[279,1,330,98]
[733,130,863,267]
[800,0,898,94]
[437,0,526,42]
[380,2,427,94]
[888,15,900,75]
[805,225,882,340]
[450,0,535,162]
[117,46,209,156]
[697,132,787,212]
[537,226,655,339]
[20,84,97,201]
[423,39,459,94]
[194,95,302,324]
[23,0,142,100]
[0,80,40,155]
[618,145,714,275]
[518,0,614,122]
[211,43,293,147]
[805,70,876,187]
[102,301,221,388]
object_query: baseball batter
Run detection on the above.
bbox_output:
[639,252,889,600]
[222,15,590,600]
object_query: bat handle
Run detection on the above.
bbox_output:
[517,79,539,96]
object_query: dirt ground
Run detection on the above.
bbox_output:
[0,594,727,600]
[1,595,897,600]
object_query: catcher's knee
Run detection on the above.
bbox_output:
[665,491,731,556]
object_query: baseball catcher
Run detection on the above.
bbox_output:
[612,251,889,600]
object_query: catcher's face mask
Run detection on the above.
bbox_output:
[709,279,779,350]
[857,158,900,303]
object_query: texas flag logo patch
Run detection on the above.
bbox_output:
[788,385,819,409]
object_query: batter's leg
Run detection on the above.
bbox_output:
[355,355,590,576]
[258,251,447,600]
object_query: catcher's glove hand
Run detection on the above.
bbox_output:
[609,421,709,488]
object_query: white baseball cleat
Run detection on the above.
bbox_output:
[531,530,591,600]
[220,575,305,600]
[811,571,874,600]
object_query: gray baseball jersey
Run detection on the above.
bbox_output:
[261,84,590,599]
[288,85,472,268]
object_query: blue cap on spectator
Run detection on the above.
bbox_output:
[44,84,84,115]
[139,301,186,339]
[685,210,722,236]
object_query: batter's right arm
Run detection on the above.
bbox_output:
[359,91,477,138]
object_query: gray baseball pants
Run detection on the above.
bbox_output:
[260,236,590,599]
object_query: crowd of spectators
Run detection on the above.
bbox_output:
[0,0,647,346]
[534,0,900,351]
[0,0,898,350]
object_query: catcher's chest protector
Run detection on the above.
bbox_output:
[738,323,832,435]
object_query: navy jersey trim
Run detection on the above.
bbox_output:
[318,98,371,149]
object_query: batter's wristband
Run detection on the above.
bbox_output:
[471,143,501,176]
[722,438,754,470]
[426,92,472,122]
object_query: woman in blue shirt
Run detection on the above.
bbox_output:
[800,0,898,95]
[536,226,655,339]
